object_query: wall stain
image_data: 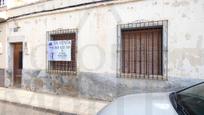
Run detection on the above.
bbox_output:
[185,33,191,40]
[35,19,38,24]
[193,0,198,4]
[182,13,187,18]
[197,35,203,49]
[43,18,47,27]
[172,1,190,7]
[164,2,170,5]
[60,2,63,6]
[203,3,204,9]
[152,1,158,5]
[169,48,204,77]
[52,5,55,9]
[170,48,204,68]
[24,21,30,24]
[37,4,45,10]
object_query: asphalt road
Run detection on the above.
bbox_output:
[0,101,75,115]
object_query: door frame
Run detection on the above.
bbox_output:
[11,42,23,87]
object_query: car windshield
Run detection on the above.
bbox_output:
[176,83,204,115]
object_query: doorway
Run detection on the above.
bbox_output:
[13,43,23,88]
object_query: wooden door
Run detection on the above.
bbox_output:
[13,43,23,87]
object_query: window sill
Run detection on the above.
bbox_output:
[118,73,167,80]
[48,70,77,75]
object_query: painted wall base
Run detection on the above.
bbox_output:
[0,69,5,87]
[4,69,203,101]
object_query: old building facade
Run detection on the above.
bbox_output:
[0,0,204,101]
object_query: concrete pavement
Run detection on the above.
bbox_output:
[0,87,108,115]
[0,101,59,115]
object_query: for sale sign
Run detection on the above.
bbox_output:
[48,40,72,61]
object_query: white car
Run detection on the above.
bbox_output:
[98,82,204,115]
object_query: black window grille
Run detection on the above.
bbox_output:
[47,29,77,75]
[0,0,6,7]
[117,20,168,80]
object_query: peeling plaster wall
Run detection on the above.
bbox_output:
[0,0,204,100]
[5,0,204,78]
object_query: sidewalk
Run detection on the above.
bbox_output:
[0,87,108,115]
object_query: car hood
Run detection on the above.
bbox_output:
[98,93,178,115]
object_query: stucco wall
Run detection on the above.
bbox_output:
[6,0,43,9]
[0,23,6,87]
[0,23,6,69]
[4,0,204,78]
[0,0,204,100]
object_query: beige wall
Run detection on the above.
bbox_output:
[1,0,204,78]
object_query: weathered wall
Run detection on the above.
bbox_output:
[7,0,44,9]
[0,23,6,69]
[0,69,4,86]
[22,70,79,96]
[0,23,6,87]
[5,0,204,78]
[20,70,203,101]
[0,0,204,100]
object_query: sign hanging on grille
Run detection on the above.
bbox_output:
[48,40,72,61]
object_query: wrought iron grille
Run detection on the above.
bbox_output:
[0,0,5,7]
[117,20,168,80]
[47,29,78,75]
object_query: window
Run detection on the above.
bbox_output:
[0,0,6,7]
[117,20,168,80]
[47,29,77,75]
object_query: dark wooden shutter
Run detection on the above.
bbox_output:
[122,28,162,76]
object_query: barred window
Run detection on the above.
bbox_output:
[117,20,168,80]
[122,28,162,74]
[47,29,77,75]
